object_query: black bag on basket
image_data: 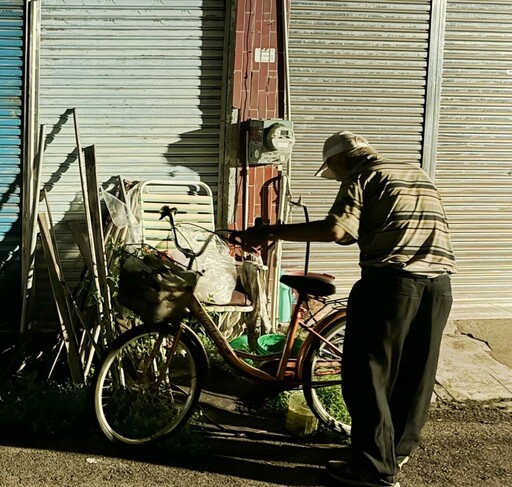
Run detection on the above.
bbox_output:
[117,252,199,324]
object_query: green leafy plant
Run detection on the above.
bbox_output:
[0,375,89,439]
[0,374,213,454]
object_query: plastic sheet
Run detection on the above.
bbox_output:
[240,254,271,349]
[101,187,142,244]
[173,226,237,304]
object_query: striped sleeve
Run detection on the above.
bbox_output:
[328,180,362,245]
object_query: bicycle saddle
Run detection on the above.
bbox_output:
[280,273,336,297]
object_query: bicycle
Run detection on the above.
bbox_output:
[93,205,351,445]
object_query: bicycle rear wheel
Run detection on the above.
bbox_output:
[94,323,205,445]
[302,317,351,435]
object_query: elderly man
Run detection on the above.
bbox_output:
[240,131,456,487]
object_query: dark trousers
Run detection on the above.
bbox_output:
[342,268,453,477]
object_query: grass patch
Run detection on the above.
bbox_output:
[240,387,292,417]
[0,374,210,456]
[0,375,89,440]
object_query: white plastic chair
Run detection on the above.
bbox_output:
[137,180,253,339]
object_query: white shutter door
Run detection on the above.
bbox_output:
[34,0,225,319]
[284,0,431,296]
[0,0,24,331]
[436,0,512,304]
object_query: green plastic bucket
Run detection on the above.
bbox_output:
[257,334,303,358]
[229,334,251,353]
[229,334,256,365]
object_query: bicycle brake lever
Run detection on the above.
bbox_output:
[228,230,242,245]
[228,230,260,254]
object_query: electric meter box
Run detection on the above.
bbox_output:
[248,119,295,165]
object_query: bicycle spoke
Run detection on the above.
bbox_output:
[303,318,351,434]
[94,325,202,445]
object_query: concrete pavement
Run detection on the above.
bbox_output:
[435,302,512,403]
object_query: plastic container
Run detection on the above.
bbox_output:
[229,335,254,365]
[278,274,293,324]
[257,334,303,358]
[284,391,318,437]
[229,335,251,353]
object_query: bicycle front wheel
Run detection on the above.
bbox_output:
[302,317,351,435]
[94,323,204,445]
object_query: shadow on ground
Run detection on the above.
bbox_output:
[0,366,349,486]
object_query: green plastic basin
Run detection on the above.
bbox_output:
[257,334,303,358]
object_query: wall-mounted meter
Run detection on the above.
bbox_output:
[248,119,295,165]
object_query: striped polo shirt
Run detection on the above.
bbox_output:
[329,156,457,277]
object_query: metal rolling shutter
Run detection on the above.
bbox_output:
[284,0,431,296]
[435,1,512,304]
[0,0,23,331]
[33,0,225,320]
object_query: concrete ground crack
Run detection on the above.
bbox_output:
[460,331,490,347]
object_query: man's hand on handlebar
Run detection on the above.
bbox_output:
[230,220,271,254]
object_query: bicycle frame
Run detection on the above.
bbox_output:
[161,201,347,388]
[95,198,352,446]
[188,290,346,387]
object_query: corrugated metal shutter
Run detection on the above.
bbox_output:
[0,0,23,331]
[284,0,431,296]
[435,0,512,304]
[34,0,226,320]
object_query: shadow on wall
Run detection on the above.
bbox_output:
[20,2,223,339]
[28,121,214,330]
[0,109,80,333]
[0,173,22,333]
[42,109,76,192]
[0,114,79,333]
[163,129,211,184]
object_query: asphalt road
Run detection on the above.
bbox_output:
[1,400,511,487]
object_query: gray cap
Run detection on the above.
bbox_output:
[315,131,371,179]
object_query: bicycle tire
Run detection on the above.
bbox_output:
[302,317,352,435]
[94,323,205,445]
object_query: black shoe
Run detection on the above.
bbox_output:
[329,455,409,472]
[326,461,400,487]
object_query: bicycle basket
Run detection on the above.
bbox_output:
[117,250,199,324]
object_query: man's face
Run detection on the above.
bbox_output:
[326,153,349,181]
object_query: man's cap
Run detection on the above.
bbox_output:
[315,130,371,179]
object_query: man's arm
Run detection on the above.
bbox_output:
[241,214,346,245]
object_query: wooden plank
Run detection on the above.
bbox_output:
[83,145,114,374]
[67,221,94,274]
[20,124,46,335]
[43,193,101,373]
[73,111,110,376]
[83,145,112,317]
[73,108,104,322]
[38,212,84,383]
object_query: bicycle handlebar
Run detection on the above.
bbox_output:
[158,204,308,271]
[159,205,217,265]
[159,205,251,270]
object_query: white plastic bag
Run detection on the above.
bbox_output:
[173,226,236,304]
[101,187,142,244]
[240,254,271,349]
